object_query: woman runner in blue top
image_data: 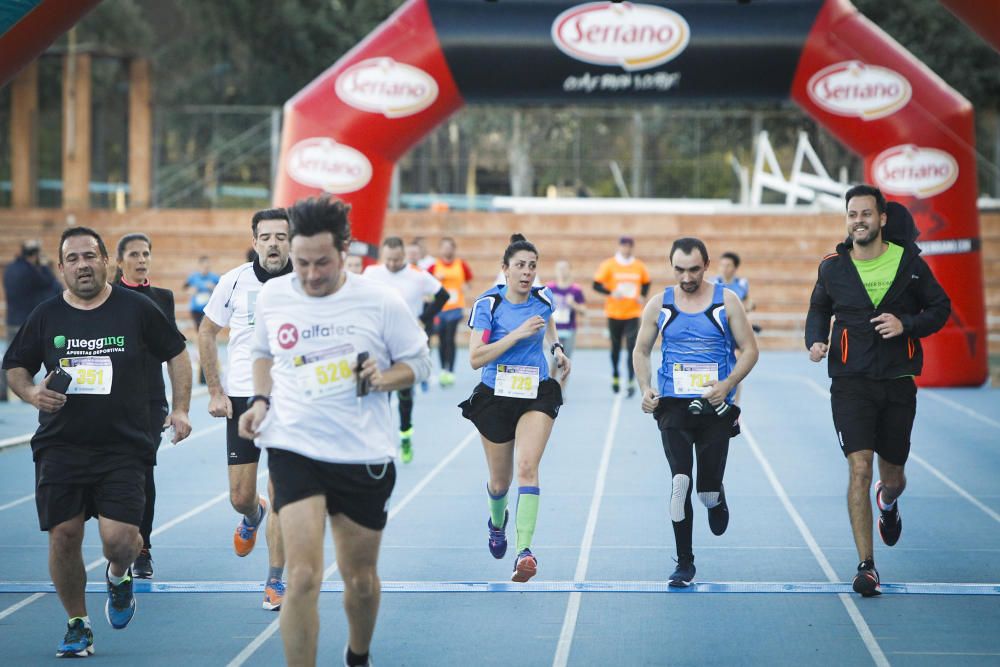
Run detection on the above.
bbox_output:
[459,234,570,582]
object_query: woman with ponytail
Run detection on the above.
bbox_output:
[458,234,570,582]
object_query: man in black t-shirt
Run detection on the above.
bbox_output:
[2,227,192,658]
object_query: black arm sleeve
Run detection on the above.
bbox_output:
[804,265,834,350]
[592,280,611,295]
[420,287,451,327]
[899,258,951,338]
[640,282,651,297]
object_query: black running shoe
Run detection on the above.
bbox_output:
[669,554,696,588]
[707,485,729,536]
[133,548,153,579]
[852,559,881,597]
[875,481,902,547]
[611,377,620,394]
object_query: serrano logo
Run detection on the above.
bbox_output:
[286,138,372,194]
[335,58,439,118]
[807,61,911,120]
[551,2,690,72]
[277,323,299,350]
[873,145,959,198]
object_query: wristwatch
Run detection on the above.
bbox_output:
[550,342,565,355]
[248,394,270,409]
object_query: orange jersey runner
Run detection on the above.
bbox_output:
[593,256,651,320]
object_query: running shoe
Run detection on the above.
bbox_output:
[875,481,902,547]
[707,485,729,536]
[399,428,414,464]
[511,548,537,583]
[487,510,509,559]
[56,618,94,658]
[132,548,153,579]
[669,554,696,588]
[853,559,881,597]
[343,645,374,666]
[420,380,429,393]
[439,371,455,387]
[262,579,285,611]
[234,499,268,557]
[611,377,620,394]
[626,380,636,398]
[104,565,136,629]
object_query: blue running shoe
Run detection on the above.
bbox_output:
[105,565,136,629]
[669,554,696,588]
[487,510,508,559]
[56,618,94,658]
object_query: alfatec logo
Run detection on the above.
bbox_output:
[873,145,959,198]
[551,2,690,72]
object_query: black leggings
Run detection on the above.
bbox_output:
[660,427,730,558]
[608,318,639,380]
[141,401,169,549]
[438,317,461,372]
[398,387,414,432]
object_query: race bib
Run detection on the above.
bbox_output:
[60,356,113,395]
[194,292,211,307]
[617,281,638,299]
[445,288,460,306]
[553,305,572,325]
[672,362,718,396]
[294,344,357,400]
[495,364,539,399]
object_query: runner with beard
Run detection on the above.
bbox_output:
[198,207,292,611]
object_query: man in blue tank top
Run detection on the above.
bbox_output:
[633,237,759,587]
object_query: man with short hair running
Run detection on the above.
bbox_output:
[239,195,431,667]
[364,236,449,462]
[3,227,192,657]
[199,207,291,610]
[634,237,757,587]
[806,185,950,597]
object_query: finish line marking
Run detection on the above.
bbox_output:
[1,581,997,595]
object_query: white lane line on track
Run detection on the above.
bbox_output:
[227,429,479,667]
[0,492,35,512]
[553,393,622,667]
[920,390,1000,430]
[801,376,1000,524]
[742,424,889,667]
[0,429,252,623]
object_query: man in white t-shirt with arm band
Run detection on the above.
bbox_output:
[239,195,431,667]
[198,207,292,611]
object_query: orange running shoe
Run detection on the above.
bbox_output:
[262,579,285,611]
[233,499,268,557]
[511,548,537,583]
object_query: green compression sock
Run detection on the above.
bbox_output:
[515,486,540,552]
[487,485,508,528]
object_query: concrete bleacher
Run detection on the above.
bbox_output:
[1,207,998,362]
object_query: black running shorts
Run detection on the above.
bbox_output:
[227,396,262,466]
[35,453,146,531]
[458,378,563,444]
[267,448,396,531]
[830,376,916,465]
[653,397,742,440]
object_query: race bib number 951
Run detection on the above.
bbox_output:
[60,356,114,395]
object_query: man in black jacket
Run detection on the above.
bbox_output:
[806,184,950,597]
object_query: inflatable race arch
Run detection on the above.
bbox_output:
[273,0,987,387]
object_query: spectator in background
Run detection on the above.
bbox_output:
[2,239,62,401]
[405,240,423,268]
[184,256,220,332]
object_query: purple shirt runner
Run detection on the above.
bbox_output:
[547,282,585,331]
